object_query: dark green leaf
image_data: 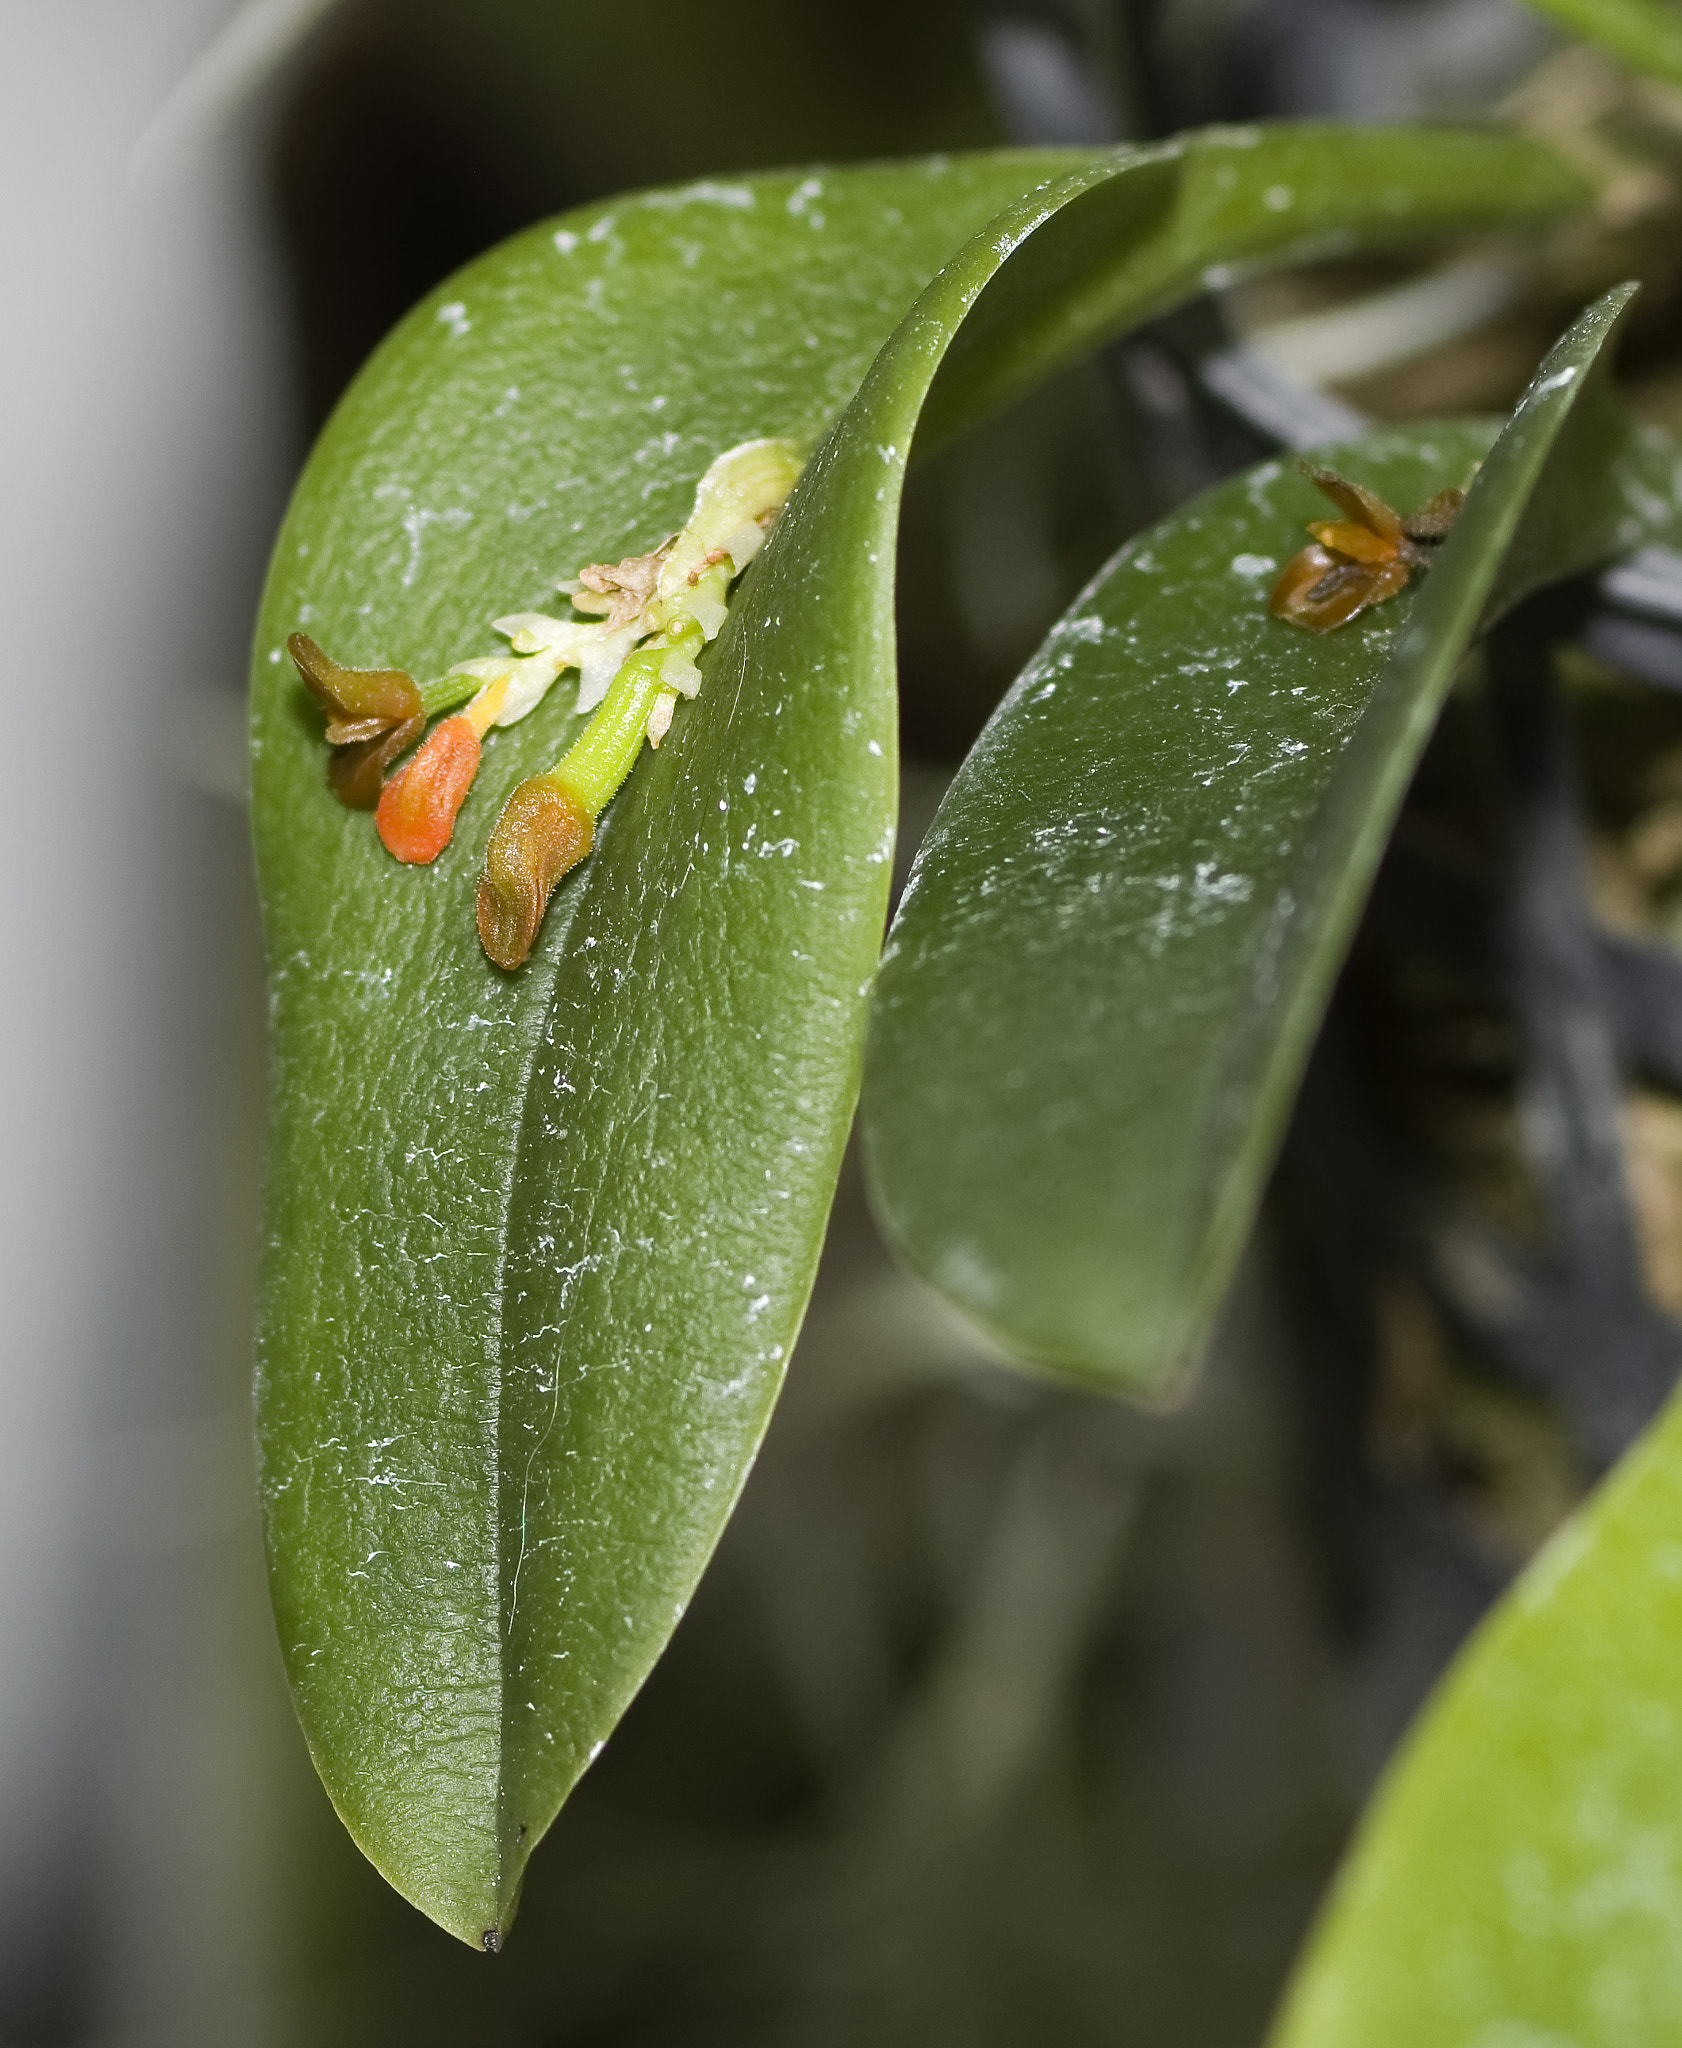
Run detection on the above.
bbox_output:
[862,286,1682,1398]
[251,127,1594,1943]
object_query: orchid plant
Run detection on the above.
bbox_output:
[251,78,1682,2048]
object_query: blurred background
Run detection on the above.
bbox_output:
[10,1,1682,2042]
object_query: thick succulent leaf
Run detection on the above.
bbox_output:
[1517,0,1682,87]
[250,127,1593,1946]
[862,286,1682,1398]
[1269,1381,1682,2047]
[917,120,1587,449]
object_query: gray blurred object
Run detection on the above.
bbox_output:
[1587,545,1682,688]
[977,10,1126,143]
[1198,0,1554,122]
[0,2,325,2041]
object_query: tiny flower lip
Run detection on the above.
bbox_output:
[377,715,483,865]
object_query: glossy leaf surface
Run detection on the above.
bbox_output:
[250,127,1592,1944]
[862,287,1682,1397]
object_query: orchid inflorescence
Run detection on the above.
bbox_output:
[1268,460,1464,631]
[292,438,805,970]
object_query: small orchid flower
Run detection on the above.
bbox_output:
[1270,463,1464,632]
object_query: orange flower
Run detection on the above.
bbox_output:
[1270,465,1463,632]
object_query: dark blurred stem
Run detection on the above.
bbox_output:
[1485,612,1680,1464]
[1489,621,1640,1292]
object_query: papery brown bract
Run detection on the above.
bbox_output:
[1403,486,1466,541]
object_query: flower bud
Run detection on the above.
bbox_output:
[376,715,483,864]
[476,777,594,969]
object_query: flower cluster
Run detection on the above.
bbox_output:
[293,438,805,968]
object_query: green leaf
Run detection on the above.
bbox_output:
[1517,0,1682,88]
[1269,1381,1682,2047]
[861,286,1682,1400]
[251,126,1594,1946]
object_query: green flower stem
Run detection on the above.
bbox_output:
[547,646,667,816]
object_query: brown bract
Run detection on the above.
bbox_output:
[1269,464,1465,633]
[572,545,672,631]
[288,631,425,809]
[476,777,594,970]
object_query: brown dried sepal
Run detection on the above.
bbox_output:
[571,544,673,630]
[288,631,426,809]
[1270,465,1465,634]
[327,716,426,809]
[1298,463,1404,546]
[476,777,594,970]
[1401,487,1465,544]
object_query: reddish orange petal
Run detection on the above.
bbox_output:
[376,716,482,864]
